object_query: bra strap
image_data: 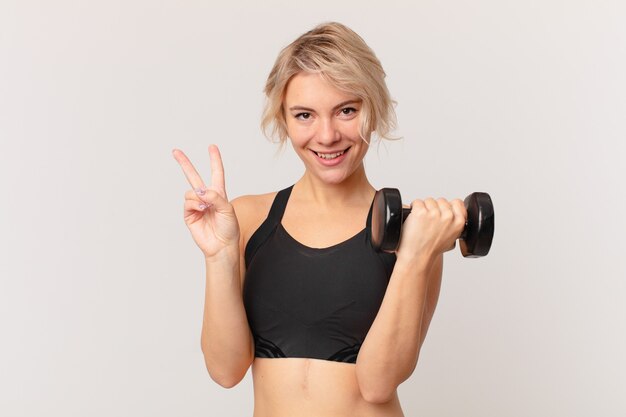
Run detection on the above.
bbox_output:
[266,184,294,224]
[244,185,294,267]
[365,193,375,242]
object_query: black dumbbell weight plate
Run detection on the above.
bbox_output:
[460,192,495,257]
[371,188,403,252]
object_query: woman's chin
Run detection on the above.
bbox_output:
[314,170,353,185]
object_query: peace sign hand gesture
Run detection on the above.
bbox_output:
[172,145,240,259]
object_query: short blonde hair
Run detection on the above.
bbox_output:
[261,22,397,145]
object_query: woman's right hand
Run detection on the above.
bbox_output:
[172,145,240,259]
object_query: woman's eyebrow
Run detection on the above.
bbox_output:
[288,100,361,112]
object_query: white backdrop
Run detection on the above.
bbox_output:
[1,1,625,416]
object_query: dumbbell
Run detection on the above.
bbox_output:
[371,189,494,257]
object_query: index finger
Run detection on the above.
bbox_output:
[172,148,206,190]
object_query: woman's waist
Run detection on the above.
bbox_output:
[250,358,403,417]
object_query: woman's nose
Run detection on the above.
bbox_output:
[316,118,341,146]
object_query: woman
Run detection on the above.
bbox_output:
[173,22,466,417]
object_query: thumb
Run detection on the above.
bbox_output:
[195,186,232,213]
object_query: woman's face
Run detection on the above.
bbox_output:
[283,72,369,185]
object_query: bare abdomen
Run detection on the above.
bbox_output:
[250,358,404,417]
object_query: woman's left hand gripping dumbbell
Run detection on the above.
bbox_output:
[396,198,467,265]
[172,145,240,259]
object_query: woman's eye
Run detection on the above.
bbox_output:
[340,107,357,116]
[295,112,311,120]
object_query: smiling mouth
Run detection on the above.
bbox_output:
[311,147,351,160]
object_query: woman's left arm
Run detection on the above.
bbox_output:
[355,253,442,404]
[356,197,465,404]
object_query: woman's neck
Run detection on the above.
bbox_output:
[294,164,375,208]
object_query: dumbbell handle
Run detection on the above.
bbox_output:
[399,207,470,241]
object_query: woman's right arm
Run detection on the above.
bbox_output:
[200,231,254,388]
[173,145,254,388]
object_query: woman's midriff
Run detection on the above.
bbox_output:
[250,358,404,417]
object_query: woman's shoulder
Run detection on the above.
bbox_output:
[230,191,278,217]
[230,191,279,241]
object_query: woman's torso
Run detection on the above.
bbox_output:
[251,358,402,417]
[237,185,403,417]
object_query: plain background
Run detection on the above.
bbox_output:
[1,1,625,416]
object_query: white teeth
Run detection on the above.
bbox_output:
[315,150,345,160]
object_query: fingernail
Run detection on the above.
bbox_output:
[199,203,207,210]
[195,187,206,196]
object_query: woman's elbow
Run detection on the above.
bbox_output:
[357,372,397,404]
[204,359,251,388]
[208,369,246,389]
[356,362,405,404]
[201,348,252,388]
[360,385,396,404]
